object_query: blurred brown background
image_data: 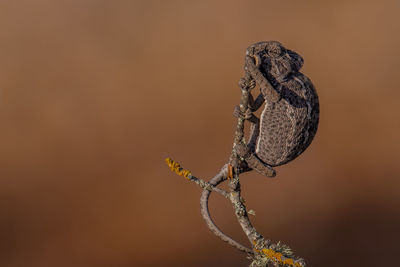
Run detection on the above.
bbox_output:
[0,0,399,266]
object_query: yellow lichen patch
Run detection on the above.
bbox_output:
[252,240,303,267]
[165,158,192,180]
[263,249,283,264]
[283,258,294,265]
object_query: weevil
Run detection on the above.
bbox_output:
[234,41,319,177]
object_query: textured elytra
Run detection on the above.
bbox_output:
[242,41,319,169]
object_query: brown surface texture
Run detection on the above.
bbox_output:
[0,0,399,266]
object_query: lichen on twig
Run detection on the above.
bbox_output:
[165,158,229,199]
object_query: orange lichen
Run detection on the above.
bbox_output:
[252,241,303,267]
[165,158,192,180]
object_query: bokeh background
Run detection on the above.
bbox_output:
[1,0,399,266]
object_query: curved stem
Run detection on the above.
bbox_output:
[200,165,253,254]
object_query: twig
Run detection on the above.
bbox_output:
[200,165,253,254]
[166,158,253,253]
[165,158,229,199]
[165,156,305,266]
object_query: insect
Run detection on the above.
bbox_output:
[234,41,319,177]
